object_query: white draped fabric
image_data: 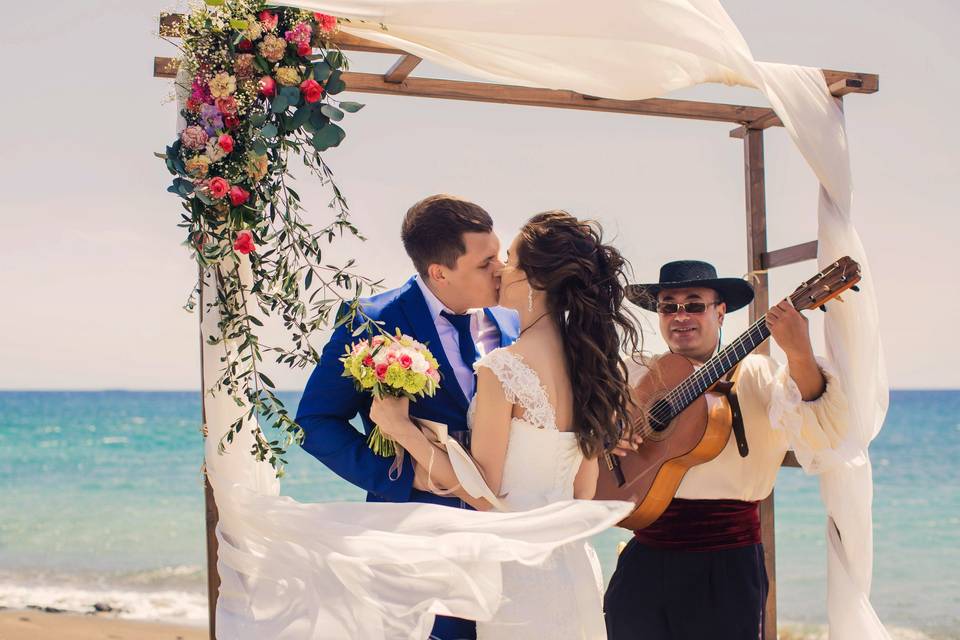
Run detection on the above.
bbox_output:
[188,1,889,637]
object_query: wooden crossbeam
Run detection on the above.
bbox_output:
[153,57,774,124]
[384,54,422,84]
[761,240,818,269]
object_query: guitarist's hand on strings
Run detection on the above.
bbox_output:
[612,433,643,457]
[766,298,826,401]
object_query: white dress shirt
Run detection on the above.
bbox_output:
[415,276,501,399]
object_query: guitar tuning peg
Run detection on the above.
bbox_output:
[851,285,860,292]
[819,305,827,312]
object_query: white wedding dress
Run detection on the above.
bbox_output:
[471,348,612,640]
[211,348,632,640]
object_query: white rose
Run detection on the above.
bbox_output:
[410,352,429,374]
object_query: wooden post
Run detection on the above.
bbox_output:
[743,128,777,640]
[198,266,219,640]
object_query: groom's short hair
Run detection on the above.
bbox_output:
[401,195,494,276]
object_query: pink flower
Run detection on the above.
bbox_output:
[217,134,234,153]
[180,125,208,150]
[224,114,240,129]
[233,230,256,255]
[258,11,278,31]
[363,355,374,367]
[300,78,324,103]
[427,369,440,383]
[237,38,253,52]
[258,75,276,97]
[371,336,385,347]
[375,363,389,380]
[208,177,230,199]
[399,354,413,369]
[297,41,312,57]
[216,96,238,116]
[314,13,337,34]
[284,22,312,46]
[228,186,249,207]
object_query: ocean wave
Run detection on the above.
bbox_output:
[0,581,207,625]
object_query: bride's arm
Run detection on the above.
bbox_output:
[573,456,599,499]
[371,367,511,510]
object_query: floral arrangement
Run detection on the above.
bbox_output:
[341,333,442,457]
[160,0,378,475]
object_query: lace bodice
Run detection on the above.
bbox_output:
[470,348,583,512]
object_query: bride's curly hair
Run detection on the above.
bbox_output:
[516,211,642,458]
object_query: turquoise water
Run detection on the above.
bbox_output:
[0,390,957,634]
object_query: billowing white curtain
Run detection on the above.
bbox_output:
[194,1,890,637]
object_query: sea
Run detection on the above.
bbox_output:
[0,390,957,638]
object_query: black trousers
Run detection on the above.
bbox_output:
[604,539,768,640]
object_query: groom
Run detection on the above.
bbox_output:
[296,194,519,640]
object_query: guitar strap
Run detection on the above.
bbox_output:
[714,365,749,457]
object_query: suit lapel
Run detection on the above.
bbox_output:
[398,279,470,412]
[485,306,520,347]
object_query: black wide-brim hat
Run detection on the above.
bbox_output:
[626,260,755,312]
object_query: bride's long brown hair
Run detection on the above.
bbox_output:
[516,211,641,458]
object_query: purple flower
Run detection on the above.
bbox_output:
[200,103,224,136]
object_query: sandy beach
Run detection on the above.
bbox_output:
[0,610,207,640]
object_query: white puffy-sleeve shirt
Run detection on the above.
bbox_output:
[627,354,849,501]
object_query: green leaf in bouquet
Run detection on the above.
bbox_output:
[229,19,249,30]
[325,70,346,95]
[260,123,278,138]
[325,50,346,70]
[290,106,312,131]
[249,113,269,127]
[312,60,332,82]
[271,95,289,114]
[320,104,345,122]
[253,55,271,74]
[204,0,225,5]
[338,101,365,113]
[309,109,330,131]
[311,123,346,151]
[280,86,301,106]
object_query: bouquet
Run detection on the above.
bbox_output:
[341,332,442,457]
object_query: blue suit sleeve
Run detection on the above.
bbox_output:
[295,316,415,501]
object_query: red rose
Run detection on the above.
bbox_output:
[218,134,235,153]
[233,230,256,255]
[258,10,278,31]
[208,177,230,199]
[229,186,250,207]
[375,363,389,380]
[399,354,413,369]
[224,114,240,129]
[300,78,324,103]
[258,75,277,97]
[297,41,312,57]
[216,96,237,116]
[237,38,253,52]
[185,97,202,113]
[363,355,374,367]
[314,13,337,34]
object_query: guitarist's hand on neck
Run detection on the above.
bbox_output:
[657,287,725,365]
[766,298,826,401]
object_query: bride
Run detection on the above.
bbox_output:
[372,211,641,639]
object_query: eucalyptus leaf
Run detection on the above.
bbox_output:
[271,95,289,114]
[312,61,332,82]
[338,101,365,113]
[290,107,312,131]
[312,123,346,150]
[320,105,344,122]
[260,123,278,138]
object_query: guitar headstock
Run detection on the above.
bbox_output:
[789,256,862,312]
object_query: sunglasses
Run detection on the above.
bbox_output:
[656,301,721,315]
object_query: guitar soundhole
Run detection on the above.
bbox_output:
[647,399,672,433]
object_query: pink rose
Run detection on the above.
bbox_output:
[258,75,276,97]
[218,134,235,153]
[297,41,312,57]
[428,369,440,383]
[233,230,256,255]
[216,96,238,116]
[180,125,208,150]
[375,363,389,380]
[314,13,337,34]
[228,186,250,207]
[399,354,413,369]
[258,11,278,31]
[363,355,374,367]
[300,78,324,103]
[208,177,230,199]
[371,336,385,347]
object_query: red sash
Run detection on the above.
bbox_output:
[633,498,761,552]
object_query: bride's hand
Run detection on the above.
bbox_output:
[370,395,413,440]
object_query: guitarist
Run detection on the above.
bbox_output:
[604,260,848,640]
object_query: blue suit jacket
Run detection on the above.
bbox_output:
[296,276,520,506]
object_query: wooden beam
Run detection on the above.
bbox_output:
[159,12,184,37]
[823,69,878,94]
[761,240,818,269]
[198,266,219,640]
[154,56,179,79]
[743,129,778,640]
[384,54,423,84]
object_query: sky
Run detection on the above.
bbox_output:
[0,0,957,390]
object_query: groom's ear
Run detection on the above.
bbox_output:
[426,263,447,285]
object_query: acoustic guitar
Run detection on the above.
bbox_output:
[595,256,861,529]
